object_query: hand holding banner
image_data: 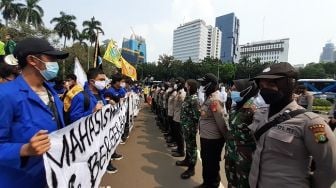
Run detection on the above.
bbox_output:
[43,103,127,188]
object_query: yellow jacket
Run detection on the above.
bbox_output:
[63,84,84,112]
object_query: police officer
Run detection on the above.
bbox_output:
[224,79,258,188]
[249,62,336,188]
[0,38,68,188]
[176,79,200,179]
[296,85,314,112]
[167,81,178,147]
[197,73,228,188]
[172,77,186,157]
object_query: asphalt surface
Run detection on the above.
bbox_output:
[100,105,227,188]
[99,105,336,188]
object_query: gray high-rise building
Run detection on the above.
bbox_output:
[215,13,240,63]
[320,42,335,62]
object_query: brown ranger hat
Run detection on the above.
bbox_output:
[253,62,298,80]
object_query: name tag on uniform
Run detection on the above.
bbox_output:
[268,129,294,143]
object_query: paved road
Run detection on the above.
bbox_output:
[100,105,227,188]
[99,105,336,188]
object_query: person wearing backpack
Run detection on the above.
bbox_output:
[63,74,89,125]
[68,68,106,124]
[249,62,336,188]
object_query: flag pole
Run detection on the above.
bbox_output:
[94,29,99,68]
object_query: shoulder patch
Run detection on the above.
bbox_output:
[308,124,328,144]
[303,112,320,120]
[210,101,218,112]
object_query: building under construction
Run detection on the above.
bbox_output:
[121,34,147,64]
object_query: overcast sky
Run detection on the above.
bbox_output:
[40,0,336,64]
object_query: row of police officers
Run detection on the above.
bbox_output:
[151,62,336,188]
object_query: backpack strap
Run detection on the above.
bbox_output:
[81,91,90,111]
[254,109,307,141]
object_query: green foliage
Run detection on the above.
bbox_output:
[50,11,77,48]
[0,22,54,41]
[299,63,328,79]
[82,16,104,45]
[137,56,236,82]
[312,106,331,112]
[18,0,44,28]
[0,0,23,26]
[313,98,332,107]
[235,56,274,79]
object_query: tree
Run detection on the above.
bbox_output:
[0,0,23,26]
[74,30,89,48]
[50,11,77,49]
[82,16,104,47]
[0,21,53,41]
[299,63,328,79]
[18,0,44,28]
[235,56,272,79]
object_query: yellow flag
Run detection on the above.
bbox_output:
[121,57,137,80]
[103,40,122,68]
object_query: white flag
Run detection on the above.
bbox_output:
[74,57,87,87]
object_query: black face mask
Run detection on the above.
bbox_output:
[260,88,284,104]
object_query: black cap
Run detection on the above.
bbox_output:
[175,77,185,84]
[14,38,69,60]
[197,73,218,84]
[253,62,298,80]
[233,79,252,92]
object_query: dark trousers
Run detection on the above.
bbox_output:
[167,116,175,140]
[162,109,168,131]
[200,137,225,188]
[152,100,156,112]
[172,121,184,154]
[144,94,148,103]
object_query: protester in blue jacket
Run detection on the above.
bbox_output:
[69,68,107,123]
[105,73,127,104]
[104,73,127,173]
[0,38,68,188]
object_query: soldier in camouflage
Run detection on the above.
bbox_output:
[224,79,258,188]
[176,79,200,179]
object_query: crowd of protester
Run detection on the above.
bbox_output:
[0,36,336,188]
[0,37,143,188]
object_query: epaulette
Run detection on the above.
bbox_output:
[303,112,320,120]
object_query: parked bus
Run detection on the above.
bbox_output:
[297,79,336,99]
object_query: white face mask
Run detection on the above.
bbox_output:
[201,83,211,93]
[120,82,126,88]
[173,84,178,90]
[94,80,106,90]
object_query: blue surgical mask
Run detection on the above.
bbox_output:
[231,91,243,102]
[40,62,59,81]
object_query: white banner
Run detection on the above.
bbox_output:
[43,102,127,188]
[127,93,141,131]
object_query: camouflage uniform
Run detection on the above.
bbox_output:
[181,94,200,166]
[224,99,256,188]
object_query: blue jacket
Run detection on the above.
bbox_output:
[0,75,65,188]
[105,86,127,99]
[69,82,106,123]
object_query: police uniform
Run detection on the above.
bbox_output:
[172,88,186,155]
[249,100,336,188]
[249,62,336,188]
[167,90,177,142]
[199,90,228,187]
